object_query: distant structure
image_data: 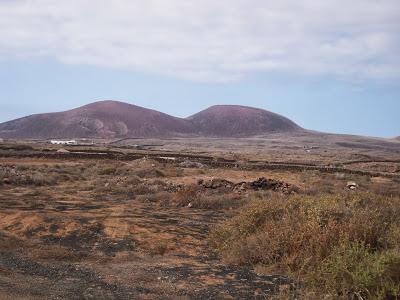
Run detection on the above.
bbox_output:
[50,140,77,145]
[0,138,3,143]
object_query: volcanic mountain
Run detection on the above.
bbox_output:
[0,100,302,139]
[188,105,301,137]
[0,101,194,139]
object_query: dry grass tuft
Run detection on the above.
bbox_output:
[210,193,400,299]
[172,185,246,209]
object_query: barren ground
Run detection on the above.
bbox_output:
[0,138,399,299]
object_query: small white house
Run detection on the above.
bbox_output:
[50,140,77,145]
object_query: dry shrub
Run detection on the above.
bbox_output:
[132,183,154,195]
[210,193,400,299]
[0,164,86,186]
[137,192,172,204]
[312,241,400,299]
[47,161,171,183]
[97,165,118,175]
[135,168,165,178]
[84,162,125,176]
[304,173,338,195]
[172,185,246,209]
[148,241,169,256]
[91,176,154,199]
[1,172,58,186]
[173,185,200,207]
[370,182,400,198]
[191,194,245,209]
[90,160,167,178]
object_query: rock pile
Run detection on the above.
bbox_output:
[248,177,295,193]
[56,148,70,153]
[197,178,233,189]
[198,177,297,194]
[346,181,358,190]
[164,182,185,192]
[179,160,205,168]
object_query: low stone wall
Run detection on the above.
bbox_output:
[1,150,399,179]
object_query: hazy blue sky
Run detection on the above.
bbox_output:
[0,1,399,137]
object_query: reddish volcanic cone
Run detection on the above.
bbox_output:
[0,101,303,139]
[0,100,194,139]
[187,105,302,137]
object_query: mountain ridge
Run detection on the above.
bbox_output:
[0,100,302,139]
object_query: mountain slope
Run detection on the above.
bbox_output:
[0,101,303,139]
[188,105,301,136]
[0,101,194,139]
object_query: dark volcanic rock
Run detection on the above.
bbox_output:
[198,177,297,194]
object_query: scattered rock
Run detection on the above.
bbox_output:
[249,178,275,190]
[164,182,185,192]
[249,177,296,194]
[198,177,297,194]
[240,183,246,190]
[335,173,346,179]
[57,148,70,153]
[200,178,234,189]
[129,158,161,169]
[179,160,205,168]
[346,181,358,190]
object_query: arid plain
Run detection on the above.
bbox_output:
[0,134,399,299]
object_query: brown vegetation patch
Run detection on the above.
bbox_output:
[1,149,399,299]
[210,193,400,299]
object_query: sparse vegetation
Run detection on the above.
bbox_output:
[172,184,246,209]
[1,141,400,299]
[0,165,59,186]
[210,193,400,299]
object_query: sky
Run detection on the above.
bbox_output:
[0,0,399,137]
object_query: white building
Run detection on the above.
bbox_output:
[50,140,77,145]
